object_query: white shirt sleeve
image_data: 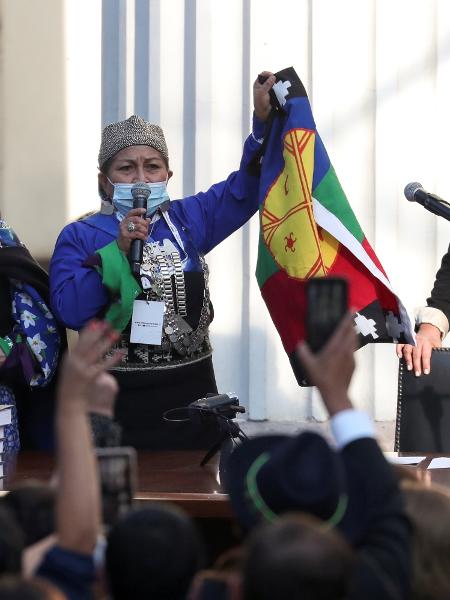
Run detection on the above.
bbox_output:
[331,409,375,450]
[414,305,449,338]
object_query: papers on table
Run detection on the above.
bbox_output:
[428,457,450,470]
[385,454,426,466]
[384,453,450,470]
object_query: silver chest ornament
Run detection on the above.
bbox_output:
[140,244,211,359]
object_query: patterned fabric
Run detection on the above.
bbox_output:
[0,217,61,388]
[0,218,24,248]
[10,280,61,387]
[255,67,414,384]
[98,115,168,167]
[0,384,20,452]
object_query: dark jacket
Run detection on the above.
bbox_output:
[427,245,450,323]
[343,437,411,600]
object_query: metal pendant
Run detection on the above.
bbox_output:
[173,315,193,334]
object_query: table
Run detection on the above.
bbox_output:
[384,452,450,488]
[7,450,232,519]
[7,451,450,518]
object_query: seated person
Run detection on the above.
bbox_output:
[397,246,450,375]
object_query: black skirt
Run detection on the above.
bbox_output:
[111,355,223,450]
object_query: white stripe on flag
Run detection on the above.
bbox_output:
[313,197,415,344]
[312,197,392,290]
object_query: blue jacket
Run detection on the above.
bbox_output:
[50,124,264,331]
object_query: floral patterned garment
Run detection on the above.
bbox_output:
[0,384,20,452]
[10,280,61,387]
[0,218,61,388]
[0,218,62,451]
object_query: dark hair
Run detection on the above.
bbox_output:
[402,481,450,600]
[106,504,204,600]
[0,505,25,575]
[243,513,355,600]
[0,482,55,546]
[0,576,58,600]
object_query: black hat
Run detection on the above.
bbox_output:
[223,431,362,542]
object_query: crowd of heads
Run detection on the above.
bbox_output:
[0,317,449,600]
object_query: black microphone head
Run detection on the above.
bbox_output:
[404,181,423,202]
[131,182,151,201]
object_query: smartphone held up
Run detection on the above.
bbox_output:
[96,447,137,528]
[305,277,349,353]
[291,276,349,387]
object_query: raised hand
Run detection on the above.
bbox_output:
[296,314,356,416]
[253,71,276,122]
[57,320,122,410]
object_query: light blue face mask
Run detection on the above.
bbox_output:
[110,179,170,217]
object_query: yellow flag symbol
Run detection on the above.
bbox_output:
[261,129,339,281]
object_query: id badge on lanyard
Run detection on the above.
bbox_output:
[130,299,164,345]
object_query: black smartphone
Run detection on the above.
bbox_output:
[291,277,349,386]
[305,277,349,352]
[96,447,137,527]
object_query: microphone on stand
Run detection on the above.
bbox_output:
[404,182,450,221]
[129,182,151,275]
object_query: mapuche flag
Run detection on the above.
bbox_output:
[255,67,414,384]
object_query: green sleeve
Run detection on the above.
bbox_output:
[95,241,142,332]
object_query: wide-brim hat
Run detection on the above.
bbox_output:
[223,431,364,543]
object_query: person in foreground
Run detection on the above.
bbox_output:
[0,320,205,599]
[223,315,411,600]
[49,72,275,450]
[400,479,450,600]
[105,503,204,600]
[397,247,450,375]
[34,320,122,599]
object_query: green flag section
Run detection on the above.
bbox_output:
[256,67,413,383]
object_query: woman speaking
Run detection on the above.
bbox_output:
[49,72,275,449]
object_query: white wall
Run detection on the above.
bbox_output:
[0,0,68,256]
[1,0,450,428]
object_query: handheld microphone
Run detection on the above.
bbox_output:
[404,182,450,221]
[129,182,151,275]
